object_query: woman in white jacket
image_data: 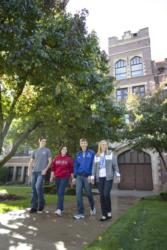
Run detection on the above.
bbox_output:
[92,140,120,221]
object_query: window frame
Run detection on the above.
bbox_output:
[116,87,128,101]
[115,59,127,80]
[130,56,143,77]
[132,85,145,96]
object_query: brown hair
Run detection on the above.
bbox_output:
[39,137,46,143]
[80,138,88,143]
[59,145,68,154]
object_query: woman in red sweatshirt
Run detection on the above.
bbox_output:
[50,145,73,216]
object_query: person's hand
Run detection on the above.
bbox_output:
[50,176,55,183]
[72,178,76,185]
[27,170,32,178]
[87,176,92,184]
[115,176,121,184]
[90,176,95,185]
[42,168,47,176]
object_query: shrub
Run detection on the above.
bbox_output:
[160,192,167,201]
[0,193,24,201]
[0,167,8,183]
[44,184,56,194]
[65,188,76,196]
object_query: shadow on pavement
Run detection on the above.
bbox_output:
[0,191,154,250]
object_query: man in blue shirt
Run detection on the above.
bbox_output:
[73,138,96,219]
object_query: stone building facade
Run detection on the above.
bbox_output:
[108,27,156,100]
[108,27,167,191]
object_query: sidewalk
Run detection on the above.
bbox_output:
[0,191,154,250]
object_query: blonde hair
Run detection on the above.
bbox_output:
[96,140,108,156]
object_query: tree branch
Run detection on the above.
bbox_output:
[2,80,26,142]
[0,121,42,167]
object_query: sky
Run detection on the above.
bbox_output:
[67,0,167,62]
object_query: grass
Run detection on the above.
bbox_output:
[0,185,75,213]
[85,197,167,250]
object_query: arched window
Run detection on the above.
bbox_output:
[115,60,127,80]
[130,56,143,77]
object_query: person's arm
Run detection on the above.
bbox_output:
[112,154,121,183]
[50,158,55,182]
[112,154,120,175]
[68,157,74,187]
[42,156,52,175]
[69,157,73,175]
[90,156,97,184]
[28,158,34,177]
[72,155,78,184]
[92,158,97,177]
[50,171,55,182]
[87,151,95,183]
[28,151,35,177]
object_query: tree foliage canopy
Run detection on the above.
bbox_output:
[0,0,124,166]
[126,86,167,170]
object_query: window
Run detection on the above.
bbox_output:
[115,60,127,80]
[133,33,138,37]
[124,114,130,124]
[130,56,143,77]
[116,88,128,101]
[7,167,14,181]
[23,167,28,184]
[16,166,22,182]
[133,85,145,96]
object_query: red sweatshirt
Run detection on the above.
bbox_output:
[51,154,73,178]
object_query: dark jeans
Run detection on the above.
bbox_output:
[76,175,94,214]
[31,171,45,209]
[55,177,69,211]
[98,177,113,217]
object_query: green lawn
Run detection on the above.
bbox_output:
[0,185,74,213]
[85,197,167,250]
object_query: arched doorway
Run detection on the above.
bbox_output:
[118,150,153,190]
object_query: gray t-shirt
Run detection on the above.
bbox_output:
[31,147,51,172]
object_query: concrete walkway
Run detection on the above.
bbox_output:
[0,191,155,250]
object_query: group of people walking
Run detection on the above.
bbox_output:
[28,138,120,221]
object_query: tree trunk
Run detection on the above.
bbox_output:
[0,121,42,168]
[1,81,25,144]
[0,81,3,155]
[158,151,167,172]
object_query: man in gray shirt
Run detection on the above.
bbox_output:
[28,137,52,213]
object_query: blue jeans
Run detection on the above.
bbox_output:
[98,177,113,217]
[31,171,45,209]
[76,175,94,214]
[55,178,69,211]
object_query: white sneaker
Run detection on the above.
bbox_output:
[90,207,96,215]
[55,209,62,216]
[73,214,85,219]
[107,212,112,218]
